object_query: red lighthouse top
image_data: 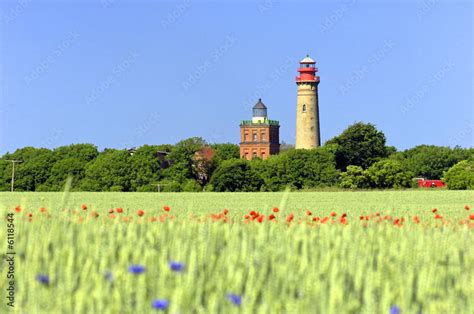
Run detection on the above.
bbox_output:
[296,54,320,83]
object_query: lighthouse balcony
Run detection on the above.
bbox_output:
[298,67,318,72]
[296,76,320,82]
[240,119,279,126]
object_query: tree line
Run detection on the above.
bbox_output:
[1,122,473,192]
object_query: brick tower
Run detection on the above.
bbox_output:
[240,99,280,160]
[295,55,320,149]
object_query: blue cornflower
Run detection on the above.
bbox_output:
[390,305,401,314]
[169,261,184,272]
[128,264,146,274]
[151,299,169,310]
[104,270,113,282]
[36,274,50,285]
[226,293,242,306]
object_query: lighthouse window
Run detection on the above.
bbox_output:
[302,104,307,112]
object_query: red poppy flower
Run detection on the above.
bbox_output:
[413,216,420,224]
[109,214,116,219]
[434,214,442,219]
[321,217,329,223]
[360,216,364,220]
[312,216,320,222]
[341,213,347,218]
[250,211,258,217]
[465,205,471,210]
[432,208,437,213]
[15,206,22,213]
[469,215,474,220]
[137,210,145,217]
[116,207,123,213]
[108,209,114,214]
[163,206,171,212]
[330,211,337,217]
[223,209,229,215]
[244,214,250,219]
[257,215,264,223]
[82,204,88,210]
[39,207,47,213]
[26,213,32,218]
[286,213,294,223]
[306,210,312,216]
[272,207,279,213]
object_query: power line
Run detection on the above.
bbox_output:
[4,160,23,192]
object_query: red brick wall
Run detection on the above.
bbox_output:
[240,125,279,160]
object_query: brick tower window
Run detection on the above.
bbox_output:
[253,133,257,141]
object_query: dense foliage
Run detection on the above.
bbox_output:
[0,122,472,191]
[326,122,391,171]
[443,158,474,190]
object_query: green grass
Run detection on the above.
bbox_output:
[0,191,473,313]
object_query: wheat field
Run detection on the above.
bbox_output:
[0,190,473,313]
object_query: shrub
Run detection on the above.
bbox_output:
[209,159,263,192]
[366,159,413,189]
[339,165,370,189]
[443,159,474,190]
[181,180,202,192]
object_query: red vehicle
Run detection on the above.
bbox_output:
[416,178,446,188]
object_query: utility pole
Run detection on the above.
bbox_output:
[5,160,22,192]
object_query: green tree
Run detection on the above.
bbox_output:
[163,137,207,183]
[81,149,133,191]
[210,159,263,192]
[157,179,181,192]
[326,122,389,171]
[443,158,474,190]
[366,159,413,189]
[211,143,240,164]
[339,165,370,189]
[130,145,163,191]
[44,144,99,190]
[256,147,339,191]
[0,147,55,191]
[53,143,99,162]
[391,145,474,179]
[181,179,202,192]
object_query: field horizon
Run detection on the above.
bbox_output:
[2,190,472,214]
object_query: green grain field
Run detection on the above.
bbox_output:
[1,191,473,314]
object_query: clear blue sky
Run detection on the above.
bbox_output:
[0,0,472,155]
